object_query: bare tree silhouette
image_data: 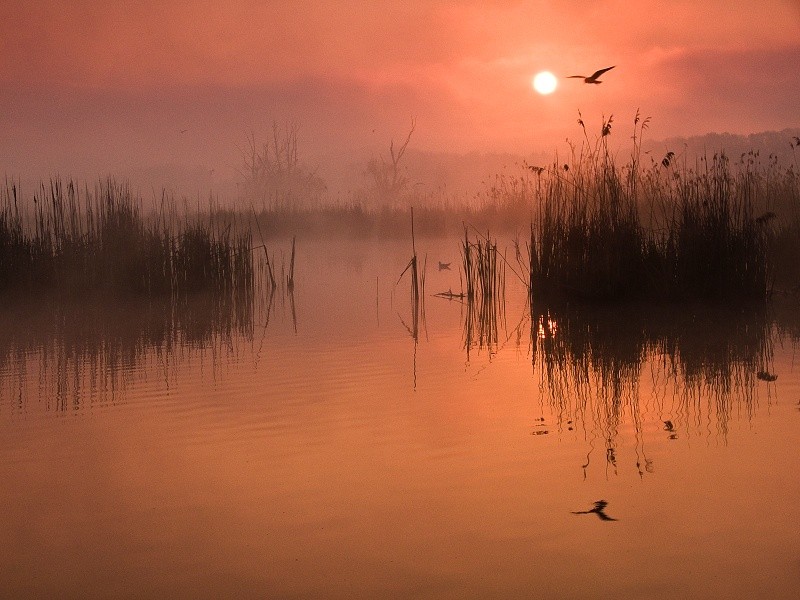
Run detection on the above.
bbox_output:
[239,122,326,208]
[367,118,416,205]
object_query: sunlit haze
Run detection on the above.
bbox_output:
[3,3,800,597]
[2,0,799,195]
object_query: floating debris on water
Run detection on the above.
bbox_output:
[531,420,549,435]
[434,289,465,300]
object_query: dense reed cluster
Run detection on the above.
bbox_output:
[0,179,253,297]
[529,117,799,302]
[461,228,506,303]
[460,229,507,354]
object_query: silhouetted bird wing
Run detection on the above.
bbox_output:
[590,66,615,80]
[567,75,586,79]
[592,500,609,511]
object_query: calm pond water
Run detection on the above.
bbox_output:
[1,237,799,599]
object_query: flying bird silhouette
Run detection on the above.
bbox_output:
[568,66,615,84]
[572,500,617,521]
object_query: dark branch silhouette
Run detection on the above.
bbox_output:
[572,500,617,521]
[568,66,615,84]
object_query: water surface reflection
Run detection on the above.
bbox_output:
[1,239,798,599]
[530,300,779,477]
[0,288,275,411]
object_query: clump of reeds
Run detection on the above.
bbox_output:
[529,141,643,301]
[460,228,506,354]
[461,227,505,303]
[646,152,774,300]
[0,178,253,297]
[528,114,792,302]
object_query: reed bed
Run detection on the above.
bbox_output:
[0,179,253,297]
[460,228,506,355]
[528,117,798,302]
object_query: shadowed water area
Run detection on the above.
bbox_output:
[1,237,799,599]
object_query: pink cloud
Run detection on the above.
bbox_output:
[1,0,798,179]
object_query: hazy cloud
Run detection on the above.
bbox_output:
[1,0,798,184]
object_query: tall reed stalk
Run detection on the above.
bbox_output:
[398,207,425,340]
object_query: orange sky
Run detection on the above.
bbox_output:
[1,1,799,191]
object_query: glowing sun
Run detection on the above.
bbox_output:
[532,71,557,95]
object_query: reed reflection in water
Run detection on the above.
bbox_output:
[0,282,293,412]
[0,236,798,599]
[437,228,784,477]
[530,299,777,476]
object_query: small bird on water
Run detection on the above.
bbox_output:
[568,66,615,84]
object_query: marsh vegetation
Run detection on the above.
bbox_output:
[235,117,800,304]
[0,179,253,297]
[2,118,799,307]
[527,115,800,302]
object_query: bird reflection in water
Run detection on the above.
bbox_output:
[572,500,618,521]
[663,420,678,439]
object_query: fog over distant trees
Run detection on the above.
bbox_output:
[310,127,800,210]
[6,125,799,211]
[642,128,800,170]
